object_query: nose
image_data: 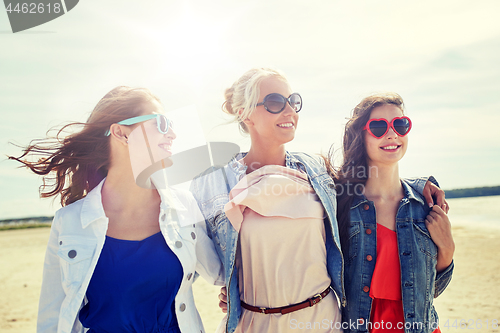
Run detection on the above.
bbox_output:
[281,101,295,116]
[166,127,176,140]
[386,125,398,139]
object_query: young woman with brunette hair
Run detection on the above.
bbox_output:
[10,86,223,333]
[327,93,454,333]
[191,69,445,333]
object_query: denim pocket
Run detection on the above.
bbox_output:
[57,236,96,286]
[413,222,438,259]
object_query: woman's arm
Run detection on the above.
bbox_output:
[37,213,65,333]
[186,192,225,285]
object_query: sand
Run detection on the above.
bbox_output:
[0,225,499,333]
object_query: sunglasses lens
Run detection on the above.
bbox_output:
[369,120,388,138]
[393,118,410,136]
[158,115,170,133]
[289,93,302,112]
[264,94,286,113]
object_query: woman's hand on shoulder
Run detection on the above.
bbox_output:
[425,205,455,272]
[423,181,449,213]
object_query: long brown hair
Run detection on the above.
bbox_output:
[9,86,160,206]
[324,92,405,253]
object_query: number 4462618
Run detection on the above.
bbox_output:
[443,319,498,329]
[5,3,62,14]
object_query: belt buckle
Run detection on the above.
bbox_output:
[260,307,267,314]
[311,293,323,305]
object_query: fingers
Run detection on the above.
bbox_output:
[218,292,227,303]
[443,201,449,214]
[423,184,434,208]
[219,300,228,313]
[218,289,228,313]
[436,190,446,210]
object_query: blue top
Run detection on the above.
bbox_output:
[79,232,184,333]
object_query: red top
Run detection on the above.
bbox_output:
[369,224,441,333]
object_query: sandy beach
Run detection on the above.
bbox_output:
[1,199,499,332]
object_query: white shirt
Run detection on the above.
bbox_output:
[37,178,224,333]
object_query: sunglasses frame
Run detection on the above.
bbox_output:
[363,116,412,138]
[256,93,302,114]
[105,114,172,136]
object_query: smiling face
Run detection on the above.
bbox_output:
[244,77,299,147]
[364,103,408,167]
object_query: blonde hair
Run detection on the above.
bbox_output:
[222,68,289,133]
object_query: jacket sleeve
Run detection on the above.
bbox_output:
[188,193,225,286]
[435,260,454,297]
[37,212,64,333]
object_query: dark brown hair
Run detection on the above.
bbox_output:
[9,86,160,206]
[324,92,405,253]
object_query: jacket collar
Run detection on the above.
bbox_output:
[401,179,426,206]
[351,178,425,209]
[157,187,188,212]
[80,178,107,229]
[227,151,301,174]
[79,177,188,229]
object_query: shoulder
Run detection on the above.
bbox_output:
[169,187,205,226]
[401,179,431,216]
[48,198,87,235]
[290,152,324,165]
[289,152,328,179]
[54,199,84,223]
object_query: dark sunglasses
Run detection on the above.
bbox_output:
[256,93,302,114]
[363,116,412,138]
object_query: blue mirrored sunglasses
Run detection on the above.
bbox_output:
[105,114,172,136]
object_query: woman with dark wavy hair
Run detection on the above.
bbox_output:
[10,86,223,333]
[327,92,455,333]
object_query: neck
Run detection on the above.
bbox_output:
[103,156,160,212]
[243,140,286,173]
[364,162,402,200]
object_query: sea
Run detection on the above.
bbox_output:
[447,195,500,231]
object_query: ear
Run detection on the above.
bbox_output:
[109,124,129,145]
[239,109,254,127]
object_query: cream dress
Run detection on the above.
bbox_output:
[224,165,342,333]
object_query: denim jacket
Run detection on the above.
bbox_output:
[190,151,343,333]
[342,178,454,333]
[37,178,224,333]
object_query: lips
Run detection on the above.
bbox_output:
[158,142,173,152]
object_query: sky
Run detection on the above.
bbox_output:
[1,0,499,219]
